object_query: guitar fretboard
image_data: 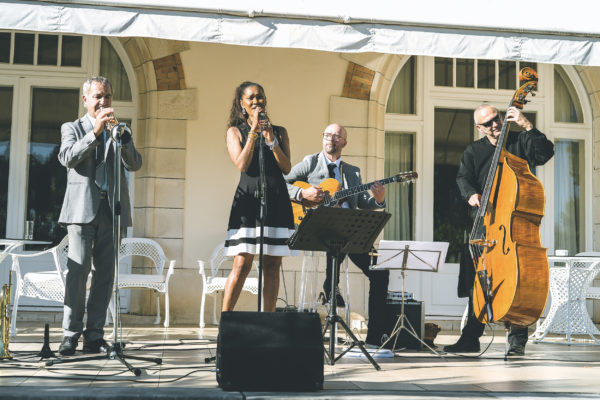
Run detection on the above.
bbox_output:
[328,174,413,204]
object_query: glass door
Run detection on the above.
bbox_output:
[26,87,79,244]
[0,86,12,240]
[554,139,585,255]
[433,108,473,264]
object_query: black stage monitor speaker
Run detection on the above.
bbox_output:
[217,311,324,391]
[382,300,424,350]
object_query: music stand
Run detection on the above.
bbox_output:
[370,240,448,356]
[288,207,390,370]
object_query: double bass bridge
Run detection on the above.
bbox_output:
[469,238,497,249]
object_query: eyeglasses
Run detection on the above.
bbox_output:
[323,132,343,141]
[479,115,500,128]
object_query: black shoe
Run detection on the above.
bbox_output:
[443,336,480,353]
[334,287,345,308]
[83,338,109,353]
[319,291,327,305]
[507,345,525,356]
[58,336,78,356]
[321,286,346,308]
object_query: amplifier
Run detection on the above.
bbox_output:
[381,300,424,350]
[217,311,323,391]
[387,291,414,301]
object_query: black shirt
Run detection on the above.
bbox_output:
[456,128,555,202]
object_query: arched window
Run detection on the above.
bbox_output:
[384,57,592,317]
[384,56,417,241]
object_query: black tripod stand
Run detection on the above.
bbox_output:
[47,124,161,375]
[288,207,390,370]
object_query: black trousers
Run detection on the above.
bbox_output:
[324,252,390,346]
[462,290,529,347]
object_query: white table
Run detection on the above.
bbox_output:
[530,256,600,345]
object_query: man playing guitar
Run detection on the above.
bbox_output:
[285,123,388,348]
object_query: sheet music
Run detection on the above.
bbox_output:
[372,240,449,272]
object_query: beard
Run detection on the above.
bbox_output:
[324,142,338,155]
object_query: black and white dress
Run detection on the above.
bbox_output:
[224,123,296,257]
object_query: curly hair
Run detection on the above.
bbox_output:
[227,81,266,128]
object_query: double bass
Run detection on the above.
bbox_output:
[470,67,549,327]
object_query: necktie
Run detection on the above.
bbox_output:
[329,163,349,208]
[95,131,108,189]
[327,163,336,179]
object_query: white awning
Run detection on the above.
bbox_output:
[2,0,600,66]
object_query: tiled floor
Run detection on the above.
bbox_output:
[1,321,600,399]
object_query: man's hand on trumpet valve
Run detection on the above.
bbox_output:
[94,106,116,137]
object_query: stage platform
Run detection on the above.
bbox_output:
[1,321,599,399]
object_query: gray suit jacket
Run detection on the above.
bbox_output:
[284,152,384,210]
[58,116,142,226]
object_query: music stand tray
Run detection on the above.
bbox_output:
[370,240,448,356]
[288,207,391,371]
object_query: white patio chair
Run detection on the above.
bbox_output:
[9,236,69,336]
[0,240,23,265]
[109,238,176,328]
[1,240,23,256]
[198,242,259,328]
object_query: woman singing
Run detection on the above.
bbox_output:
[222,81,295,312]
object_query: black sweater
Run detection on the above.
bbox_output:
[456,128,555,202]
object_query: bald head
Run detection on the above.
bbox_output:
[474,103,503,144]
[322,123,347,161]
[473,104,499,124]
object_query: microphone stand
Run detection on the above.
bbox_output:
[256,120,267,312]
[46,123,161,375]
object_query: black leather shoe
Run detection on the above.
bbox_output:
[58,336,78,356]
[507,345,525,356]
[334,286,345,308]
[83,338,109,353]
[321,286,346,308]
[443,337,480,353]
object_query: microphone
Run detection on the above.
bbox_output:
[258,112,268,127]
[111,122,130,142]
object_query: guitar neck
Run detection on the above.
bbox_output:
[331,176,397,203]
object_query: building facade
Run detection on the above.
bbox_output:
[1,32,599,324]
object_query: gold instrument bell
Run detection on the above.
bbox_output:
[1,270,12,359]
[100,106,119,140]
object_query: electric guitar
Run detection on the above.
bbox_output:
[290,171,418,225]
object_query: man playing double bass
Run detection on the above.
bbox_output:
[445,104,554,355]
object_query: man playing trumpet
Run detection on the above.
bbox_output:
[57,76,142,355]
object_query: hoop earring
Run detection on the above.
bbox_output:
[241,108,248,118]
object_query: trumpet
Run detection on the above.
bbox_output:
[1,270,12,359]
[101,106,118,133]
[101,107,127,141]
